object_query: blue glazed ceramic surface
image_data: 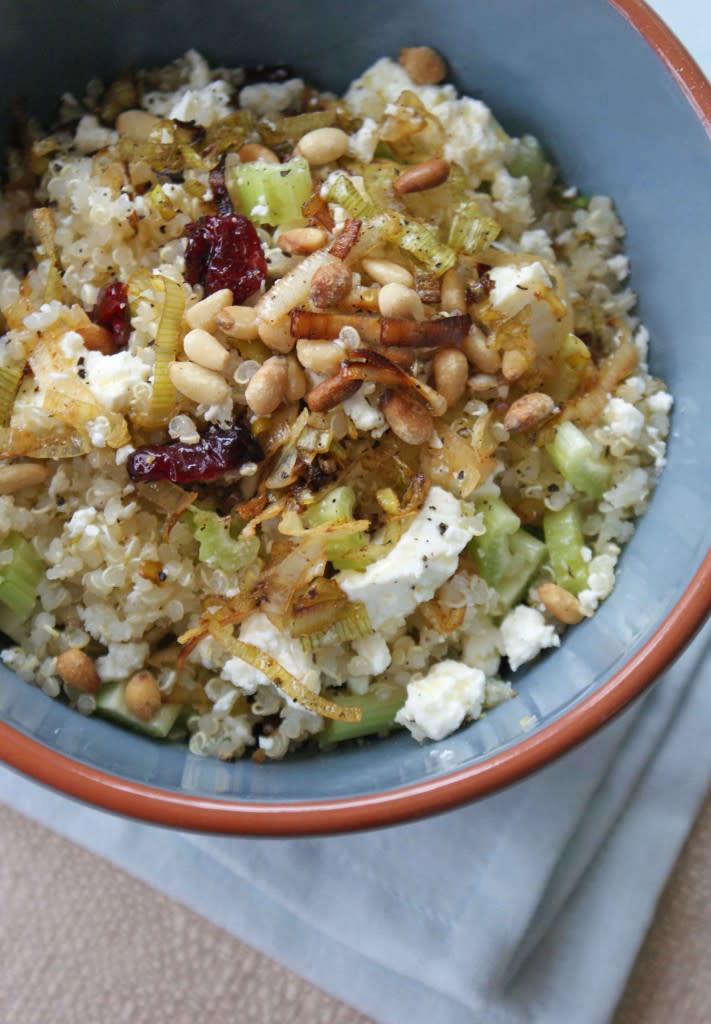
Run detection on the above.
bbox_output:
[0,0,709,807]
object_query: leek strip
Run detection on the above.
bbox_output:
[322,174,378,219]
[0,364,24,426]
[208,622,362,723]
[318,684,405,746]
[299,601,372,650]
[145,277,185,427]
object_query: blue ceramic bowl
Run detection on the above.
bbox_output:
[1,0,709,833]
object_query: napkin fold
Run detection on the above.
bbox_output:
[2,622,709,1024]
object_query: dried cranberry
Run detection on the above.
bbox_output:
[184,214,266,301]
[127,425,263,484]
[90,281,131,349]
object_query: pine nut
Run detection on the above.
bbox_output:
[440,268,466,312]
[214,305,259,340]
[433,348,468,408]
[77,323,117,355]
[306,374,360,412]
[184,288,234,331]
[393,158,450,195]
[115,109,160,141]
[296,127,349,165]
[399,46,447,85]
[245,356,289,415]
[501,349,529,382]
[257,317,295,353]
[183,328,230,373]
[238,142,279,164]
[310,261,352,308]
[169,361,231,405]
[361,258,414,289]
[381,390,433,445]
[538,582,584,625]
[285,355,307,401]
[503,392,556,433]
[296,339,345,375]
[56,649,100,694]
[378,282,425,320]
[468,373,500,394]
[462,324,501,373]
[0,462,50,495]
[278,227,328,255]
[124,670,162,721]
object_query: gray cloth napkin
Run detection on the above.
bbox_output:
[2,622,709,1024]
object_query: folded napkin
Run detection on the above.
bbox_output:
[2,621,710,1024]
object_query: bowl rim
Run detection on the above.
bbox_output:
[1,0,710,835]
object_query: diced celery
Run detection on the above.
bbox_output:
[543,504,589,594]
[226,156,313,226]
[95,681,183,740]
[0,533,44,622]
[304,486,369,568]
[447,201,501,254]
[0,602,31,644]
[318,684,406,746]
[468,497,546,611]
[188,508,259,572]
[547,420,612,499]
[494,530,548,611]
[507,134,548,184]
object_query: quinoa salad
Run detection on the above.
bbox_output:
[0,48,672,760]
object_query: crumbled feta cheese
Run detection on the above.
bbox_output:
[96,641,150,682]
[342,389,387,435]
[499,605,559,671]
[87,416,111,447]
[577,547,619,616]
[488,260,560,355]
[352,633,392,676]
[147,79,233,128]
[239,79,304,120]
[74,114,118,154]
[395,659,486,741]
[647,390,673,414]
[59,329,86,363]
[348,117,380,163]
[604,397,645,442]
[84,350,150,413]
[337,487,480,636]
[223,613,320,698]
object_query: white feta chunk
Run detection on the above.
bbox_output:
[222,612,320,698]
[488,260,560,356]
[499,604,559,672]
[239,79,304,120]
[603,397,645,442]
[74,114,118,154]
[84,350,150,413]
[395,659,486,741]
[96,641,150,682]
[337,487,479,636]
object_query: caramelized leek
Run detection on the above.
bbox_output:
[322,173,378,219]
[0,363,24,426]
[397,215,456,275]
[448,201,501,254]
[144,277,184,427]
[299,601,372,650]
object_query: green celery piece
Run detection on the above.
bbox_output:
[468,496,521,587]
[507,134,548,183]
[547,420,612,499]
[189,508,259,572]
[304,486,368,567]
[95,682,183,740]
[494,530,547,612]
[318,684,406,747]
[226,156,312,226]
[0,602,31,643]
[543,504,589,595]
[0,533,44,621]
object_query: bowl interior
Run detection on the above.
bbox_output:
[1,0,710,806]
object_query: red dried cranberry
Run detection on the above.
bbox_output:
[90,281,131,349]
[126,425,263,485]
[184,214,266,301]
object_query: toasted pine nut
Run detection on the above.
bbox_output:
[378,282,425,320]
[285,355,307,402]
[306,374,360,412]
[361,258,414,289]
[257,317,295,353]
[501,349,530,382]
[125,670,162,721]
[0,462,50,495]
[278,227,328,255]
[538,582,584,625]
[462,325,501,373]
[468,373,500,394]
[245,356,289,415]
[56,649,100,694]
[310,261,352,308]
[169,361,231,405]
[381,390,433,445]
[399,46,447,85]
[503,392,556,433]
[77,323,117,355]
[239,142,279,164]
[296,127,349,165]
[183,328,230,373]
[185,288,234,331]
[214,305,259,341]
[393,158,450,195]
[296,339,346,376]
[433,348,468,408]
[115,109,160,141]
[440,268,467,313]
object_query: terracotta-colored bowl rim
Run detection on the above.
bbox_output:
[2,0,711,835]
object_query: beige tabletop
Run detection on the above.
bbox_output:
[0,792,708,1024]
